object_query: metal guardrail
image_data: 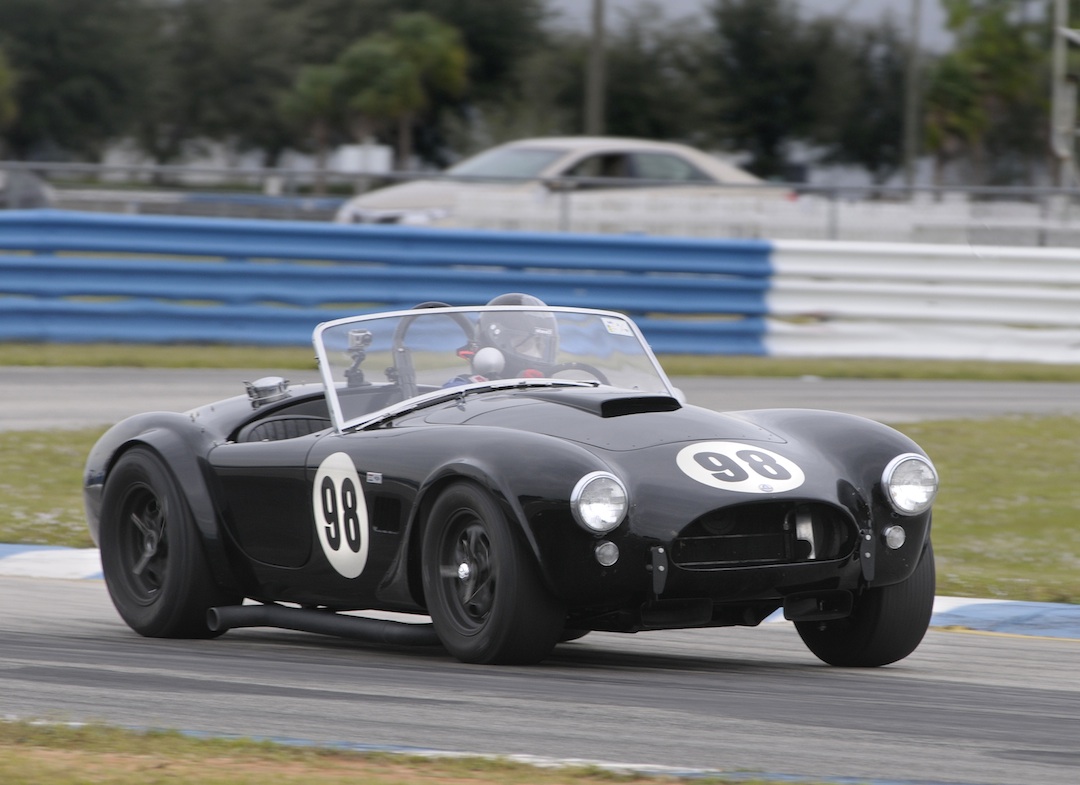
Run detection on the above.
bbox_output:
[765,239,1080,364]
[2,209,1077,362]
[0,210,771,353]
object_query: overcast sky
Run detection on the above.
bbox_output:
[549,0,955,51]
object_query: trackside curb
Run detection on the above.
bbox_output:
[2,544,1078,640]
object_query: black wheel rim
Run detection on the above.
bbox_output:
[437,510,495,633]
[115,482,169,603]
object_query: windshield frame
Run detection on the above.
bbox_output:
[312,305,675,433]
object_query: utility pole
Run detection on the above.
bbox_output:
[1051,0,1079,187]
[584,0,606,136]
[902,0,923,189]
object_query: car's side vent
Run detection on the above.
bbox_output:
[671,502,857,569]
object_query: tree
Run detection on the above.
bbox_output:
[176,0,302,165]
[0,0,156,160]
[0,46,16,152]
[923,53,985,184]
[573,6,711,142]
[398,0,549,102]
[279,64,345,194]
[453,5,714,154]
[923,0,1045,184]
[267,0,398,66]
[336,13,467,168]
[700,0,820,178]
[812,19,909,183]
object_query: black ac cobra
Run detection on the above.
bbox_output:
[84,296,939,666]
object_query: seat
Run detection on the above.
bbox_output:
[237,415,331,443]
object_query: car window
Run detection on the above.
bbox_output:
[563,154,632,180]
[448,148,565,178]
[561,152,713,186]
[629,153,713,183]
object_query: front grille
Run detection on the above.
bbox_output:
[670,502,856,568]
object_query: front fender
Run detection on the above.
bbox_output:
[83,412,239,593]
[378,426,611,608]
[730,408,935,587]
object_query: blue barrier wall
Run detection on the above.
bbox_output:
[0,210,771,354]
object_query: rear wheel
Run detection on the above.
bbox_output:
[99,447,239,638]
[422,482,565,664]
[796,542,935,667]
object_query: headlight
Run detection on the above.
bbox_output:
[571,472,628,533]
[882,454,938,515]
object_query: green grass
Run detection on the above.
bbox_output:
[896,416,1080,604]
[0,720,816,785]
[0,428,102,548]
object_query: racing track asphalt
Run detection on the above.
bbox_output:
[2,573,1079,785]
[5,367,1080,430]
[2,369,1080,785]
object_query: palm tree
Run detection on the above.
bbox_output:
[0,48,18,156]
[280,64,343,195]
[336,13,467,169]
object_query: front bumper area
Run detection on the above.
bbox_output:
[555,498,931,634]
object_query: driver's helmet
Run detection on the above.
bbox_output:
[476,293,558,377]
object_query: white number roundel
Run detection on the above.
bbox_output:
[312,452,369,578]
[676,441,805,494]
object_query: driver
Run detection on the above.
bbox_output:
[475,293,558,379]
[442,293,558,386]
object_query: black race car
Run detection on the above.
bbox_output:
[84,295,939,665]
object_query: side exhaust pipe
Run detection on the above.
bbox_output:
[208,604,441,647]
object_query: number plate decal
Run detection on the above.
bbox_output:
[312,452,370,578]
[676,441,805,494]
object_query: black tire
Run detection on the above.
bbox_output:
[421,482,565,664]
[796,542,936,667]
[99,446,239,638]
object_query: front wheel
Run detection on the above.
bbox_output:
[796,542,936,667]
[99,446,239,638]
[421,482,565,664]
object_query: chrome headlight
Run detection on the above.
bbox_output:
[882,454,938,515]
[571,472,628,533]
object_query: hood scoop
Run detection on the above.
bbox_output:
[518,389,682,418]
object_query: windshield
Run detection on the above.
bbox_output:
[447,147,564,178]
[314,306,674,431]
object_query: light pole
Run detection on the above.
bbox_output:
[902,0,923,189]
[585,0,606,136]
[1051,0,1079,187]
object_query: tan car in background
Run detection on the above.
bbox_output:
[334,136,788,228]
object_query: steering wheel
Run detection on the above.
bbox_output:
[390,303,477,399]
[545,362,610,385]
